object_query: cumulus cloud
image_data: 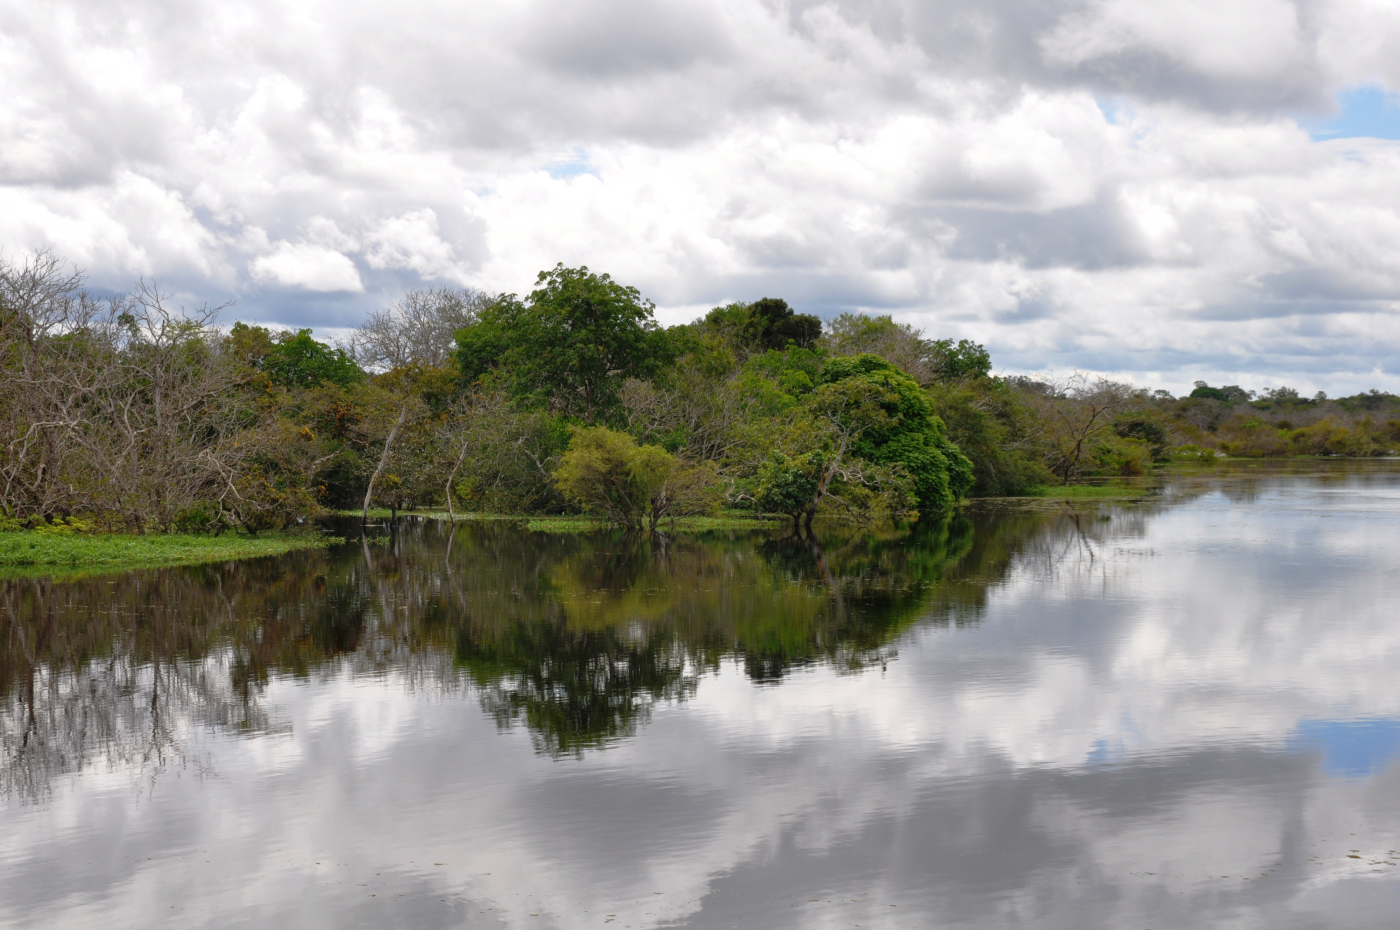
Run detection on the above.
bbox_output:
[364,208,465,282]
[250,241,364,292]
[2,0,1400,390]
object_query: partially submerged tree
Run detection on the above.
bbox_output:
[816,354,974,515]
[440,389,571,515]
[740,354,970,532]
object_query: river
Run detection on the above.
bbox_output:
[3,461,1399,928]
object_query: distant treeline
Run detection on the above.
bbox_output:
[2,253,1395,533]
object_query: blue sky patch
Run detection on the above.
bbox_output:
[1289,717,1400,778]
[1304,86,1400,141]
[545,147,597,179]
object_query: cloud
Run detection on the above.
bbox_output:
[364,209,464,282]
[249,241,364,292]
[3,0,1400,390]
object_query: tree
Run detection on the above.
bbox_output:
[251,327,362,389]
[816,355,974,515]
[553,427,717,532]
[1022,375,1136,484]
[1189,381,1253,403]
[925,379,1051,496]
[350,287,491,371]
[747,298,822,351]
[0,255,325,533]
[442,389,572,515]
[696,298,822,356]
[752,451,826,532]
[747,373,918,533]
[456,265,669,425]
[824,313,990,385]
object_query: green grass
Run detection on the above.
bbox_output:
[1019,482,1153,500]
[331,504,784,535]
[458,513,782,534]
[0,529,339,576]
[335,509,783,534]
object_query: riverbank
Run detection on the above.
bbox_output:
[0,529,339,576]
[338,509,784,533]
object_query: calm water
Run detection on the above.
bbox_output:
[4,462,1400,928]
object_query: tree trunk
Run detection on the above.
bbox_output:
[362,406,407,524]
[445,436,471,524]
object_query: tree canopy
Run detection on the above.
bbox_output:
[11,250,1398,537]
[816,354,974,514]
[456,264,669,425]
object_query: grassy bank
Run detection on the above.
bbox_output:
[336,509,783,533]
[508,514,781,533]
[0,529,338,576]
[1019,481,1154,500]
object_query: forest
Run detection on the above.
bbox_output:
[3,251,1398,536]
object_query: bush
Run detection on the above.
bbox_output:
[553,427,718,531]
[1087,437,1154,477]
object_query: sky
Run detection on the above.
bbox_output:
[3,0,1400,395]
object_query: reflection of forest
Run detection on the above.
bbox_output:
[0,499,1183,794]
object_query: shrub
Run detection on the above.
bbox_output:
[553,427,718,531]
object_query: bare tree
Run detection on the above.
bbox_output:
[0,251,105,522]
[0,252,310,531]
[1021,374,1134,484]
[362,404,408,523]
[437,389,566,514]
[348,287,493,371]
[620,363,759,463]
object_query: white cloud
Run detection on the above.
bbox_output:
[2,0,1400,390]
[364,208,463,281]
[249,241,363,292]
[1041,0,1305,81]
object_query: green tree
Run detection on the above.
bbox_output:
[553,426,717,531]
[925,379,1050,496]
[697,298,822,356]
[746,374,917,533]
[816,354,974,514]
[824,313,990,385]
[747,298,822,351]
[1188,381,1252,403]
[456,265,669,424]
[751,450,833,532]
[231,324,362,389]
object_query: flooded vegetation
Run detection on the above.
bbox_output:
[3,462,1400,928]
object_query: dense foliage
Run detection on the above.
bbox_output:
[455,264,669,425]
[4,251,1396,535]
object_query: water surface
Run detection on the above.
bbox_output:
[4,462,1400,928]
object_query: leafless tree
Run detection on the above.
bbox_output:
[620,351,789,464]
[347,287,494,371]
[437,389,565,514]
[1021,374,1135,484]
[0,252,306,531]
[362,404,408,522]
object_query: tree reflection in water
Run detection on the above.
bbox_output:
[0,500,1179,794]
